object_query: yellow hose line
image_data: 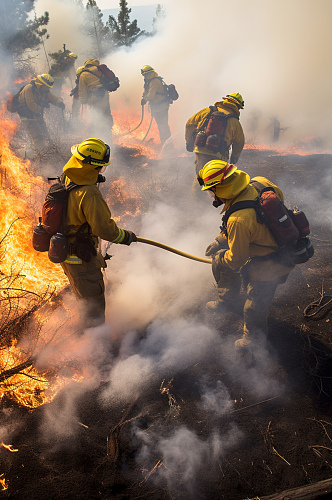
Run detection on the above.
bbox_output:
[136,237,212,264]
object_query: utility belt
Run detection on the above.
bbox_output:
[65,230,98,265]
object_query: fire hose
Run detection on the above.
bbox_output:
[114,104,145,138]
[136,237,212,264]
[141,114,153,143]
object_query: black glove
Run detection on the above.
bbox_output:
[119,230,137,246]
[141,98,146,106]
[212,250,226,282]
[229,155,238,165]
[58,102,65,110]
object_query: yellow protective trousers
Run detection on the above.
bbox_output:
[60,251,106,327]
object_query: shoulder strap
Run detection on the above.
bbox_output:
[197,105,218,132]
[81,68,102,82]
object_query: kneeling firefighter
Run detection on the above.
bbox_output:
[61,138,137,326]
[199,160,295,349]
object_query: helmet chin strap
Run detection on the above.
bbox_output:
[212,196,223,208]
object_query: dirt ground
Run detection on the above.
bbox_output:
[2,146,332,500]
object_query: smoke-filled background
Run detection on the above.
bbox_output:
[32,0,332,150]
[0,0,331,498]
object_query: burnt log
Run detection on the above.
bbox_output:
[247,477,332,499]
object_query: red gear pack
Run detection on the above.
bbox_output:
[221,180,314,265]
[32,178,80,263]
[82,65,120,92]
[193,105,239,155]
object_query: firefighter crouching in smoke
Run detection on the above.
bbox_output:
[141,65,173,148]
[61,138,137,326]
[185,93,245,195]
[199,160,294,349]
[78,59,113,134]
[17,74,65,153]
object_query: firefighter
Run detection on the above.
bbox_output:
[185,93,245,194]
[49,51,77,96]
[199,160,294,349]
[61,138,137,326]
[78,59,113,135]
[140,65,173,147]
[70,66,84,120]
[17,74,65,153]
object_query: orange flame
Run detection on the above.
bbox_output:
[0,474,7,491]
[1,443,18,453]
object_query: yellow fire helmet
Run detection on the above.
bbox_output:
[36,74,54,87]
[223,92,244,109]
[76,66,85,76]
[68,52,77,59]
[141,65,154,75]
[71,138,111,167]
[199,160,237,191]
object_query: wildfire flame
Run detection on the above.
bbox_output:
[1,443,18,453]
[0,474,7,491]
[0,106,67,293]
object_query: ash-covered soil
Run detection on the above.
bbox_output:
[2,147,332,500]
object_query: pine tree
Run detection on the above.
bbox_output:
[0,1,49,69]
[84,0,111,59]
[107,0,144,47]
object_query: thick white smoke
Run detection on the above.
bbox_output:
[33,0,332,150]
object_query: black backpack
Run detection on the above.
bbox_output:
[6,85,26,114]
[148,76,179,104]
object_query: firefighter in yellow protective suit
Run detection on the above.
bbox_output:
[141,65,173,147]
[17,74,65,153]
[61,138,137,326]
[78,59,113,133]
[186,93,245,193]
[49,52,77,96]
[199,160,294,349]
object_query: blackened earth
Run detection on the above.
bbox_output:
[2,147,332,500]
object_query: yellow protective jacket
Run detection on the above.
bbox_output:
[142,71,169,113]
[18,82,63,119]
[185,100,245,163]
[214,171,294,281]
[78,59,104,105]
[63,156,127,247]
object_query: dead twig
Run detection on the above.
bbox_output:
[272,446,291,465]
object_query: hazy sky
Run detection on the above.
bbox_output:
[97,0,157,8]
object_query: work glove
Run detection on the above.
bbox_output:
[58,102,65,110]
[229,155,238,165]
[141,98,146,106]
[212,249,226,283]
[205,241,222,256]
[119,230,138,246]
